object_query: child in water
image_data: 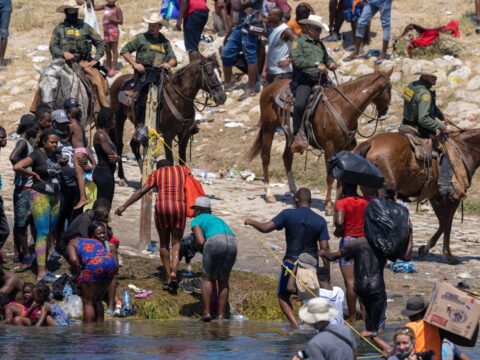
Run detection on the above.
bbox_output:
[95,0,123,77]
[13,283,69,327]
[1,282,34,324]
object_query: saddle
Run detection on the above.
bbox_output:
[399,125,438,162]
[118,77,136,106]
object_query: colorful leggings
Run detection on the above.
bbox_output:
[30,191,60,267]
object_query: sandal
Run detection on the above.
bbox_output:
[168,279,179,294]
[134,290,154,298]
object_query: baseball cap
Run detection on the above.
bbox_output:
[51,109,70,124]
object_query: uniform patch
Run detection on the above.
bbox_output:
[422,94,431,102]
[291,41,297,50]
[402,86,415,102]
[66,29,80,37]
[150,44,165,53]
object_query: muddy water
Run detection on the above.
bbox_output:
[0,319,477,359]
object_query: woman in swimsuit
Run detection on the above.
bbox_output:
[67,221,118,322]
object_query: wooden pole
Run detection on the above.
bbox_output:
[138,85,158,251]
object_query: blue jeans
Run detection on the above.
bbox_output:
[221,26,258,66]
[184,10,209,52]
[355,0,391,42]
[0,2,12,39]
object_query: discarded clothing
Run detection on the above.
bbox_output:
[387,260,417,273]
[399,21,460,48]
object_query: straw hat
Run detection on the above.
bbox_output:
[414,63,437,77]
[143,12,166,25]
[299,15,329,32]
[299,298,338,324]
[56,0,81,13]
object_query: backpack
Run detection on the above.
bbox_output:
[364,197,411,262]
[183,167,206,218]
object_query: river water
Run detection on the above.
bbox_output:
[0,320,477,359]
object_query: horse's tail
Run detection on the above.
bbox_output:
[247,126,264,162]
[353,140,371,158]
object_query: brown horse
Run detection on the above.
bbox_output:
[354,129,480,264]
[248,69,393,212]
[110,54,226,183]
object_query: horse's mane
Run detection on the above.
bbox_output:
[326,72,388,101]
[173,60,200,79]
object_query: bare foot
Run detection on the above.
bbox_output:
[74,198,90,210]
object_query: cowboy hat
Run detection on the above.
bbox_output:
[414,63,437,77]
[299,298,338,324]
[299,15,329,33]
[56,0,81,13]
[143,12,167,25]
[401,296,429,317]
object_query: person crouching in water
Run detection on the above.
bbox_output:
[191,197,237,322]
[66,221,118,323]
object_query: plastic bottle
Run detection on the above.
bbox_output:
[191,168,219,179]
[184,264,193,277]
[113,301,123,317]
[122,288,132,313]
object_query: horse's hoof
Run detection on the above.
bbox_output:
[265,194,276,203]
[325,208,334,216]
[418,245,429,258]
[118,178,129,187]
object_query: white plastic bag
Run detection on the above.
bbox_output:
[61,295,83,319]
[83,3,101,34]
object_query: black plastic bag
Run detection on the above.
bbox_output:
[364,197,410,261]
[328,151,384,189]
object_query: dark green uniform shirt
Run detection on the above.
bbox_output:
[402,79,445,136]
[120,32,176,68]
[291,34,335,78]
[49,20,105,61]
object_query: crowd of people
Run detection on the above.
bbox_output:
[0,0,477,358]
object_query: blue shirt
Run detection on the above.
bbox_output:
[272,207,329,260]
[191,213,235,240]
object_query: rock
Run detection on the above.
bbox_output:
[390,89,402,105]
[442,55,462,67]
[456,120,476,129]
[247,105,260,120]
[9,86,24,96]
[34,45,49,52]
[448,66,471,84]
[466,76,480,91]
[8,101,26,112]
[6,77,29,87]
[32,56,48,63]
[354,63,373,76]
[25,80,38,90]
[453,90,480,103]
[444,101,480,120]
[337,75,354,84]
[390,71,401,82]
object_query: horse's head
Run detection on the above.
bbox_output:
[199,54,227,105]
[371,66,393,119]
[38,59,65,106]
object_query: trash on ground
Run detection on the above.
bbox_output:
[387,260,417,273]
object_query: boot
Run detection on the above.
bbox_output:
[291,131,308,154]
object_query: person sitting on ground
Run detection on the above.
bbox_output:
[120,13,177,122]
[66,221,118,323]
[292,298,356,360]
[245,187,330,329]
[191,197,237,322]
[10,114,38,269]
[63,97,96,210]
[333,182,369,324]
[221,0,263,101]
[48,0,109,108]
[0,266,25,303]
[14,283,68,326]
[176,0,209,62]
[1,282,34,324]
[320,226,388,338]
[261,7,296,85]
[344,0,392,62]
[290,14,337,152]
[287,3,314,36]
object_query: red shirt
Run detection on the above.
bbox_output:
[335,196,369,237]
[181,0,209,19]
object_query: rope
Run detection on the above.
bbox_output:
[144,128,384,355]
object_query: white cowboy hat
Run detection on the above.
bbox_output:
[299,298,338,324]
[299,15,329,33]
[143,12,167,25]
[56,0,81,13]
[414,63,437,77]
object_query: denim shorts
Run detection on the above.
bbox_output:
[339,236,357,266]
[221,26,258,66]
[277,258,295,298]
[184,10,209,52]
[355,0,391,41]
[202,234,237,278]
[0,2,12,39]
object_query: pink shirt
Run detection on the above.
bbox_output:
[181,0,209,18]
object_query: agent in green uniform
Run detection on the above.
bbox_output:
[402,65,447,138]
[49,0,109,107]
[290,15,337,148]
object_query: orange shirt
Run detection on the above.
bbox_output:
[287,18,303,36]
[405,320,442,360]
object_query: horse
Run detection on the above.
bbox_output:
[110,54,227,184]
[32,59,95,126]
[247,68,393,213]
[354,128,480,264]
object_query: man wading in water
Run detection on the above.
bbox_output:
[245,188,330,329]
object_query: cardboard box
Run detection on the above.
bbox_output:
[424,281,480,339]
